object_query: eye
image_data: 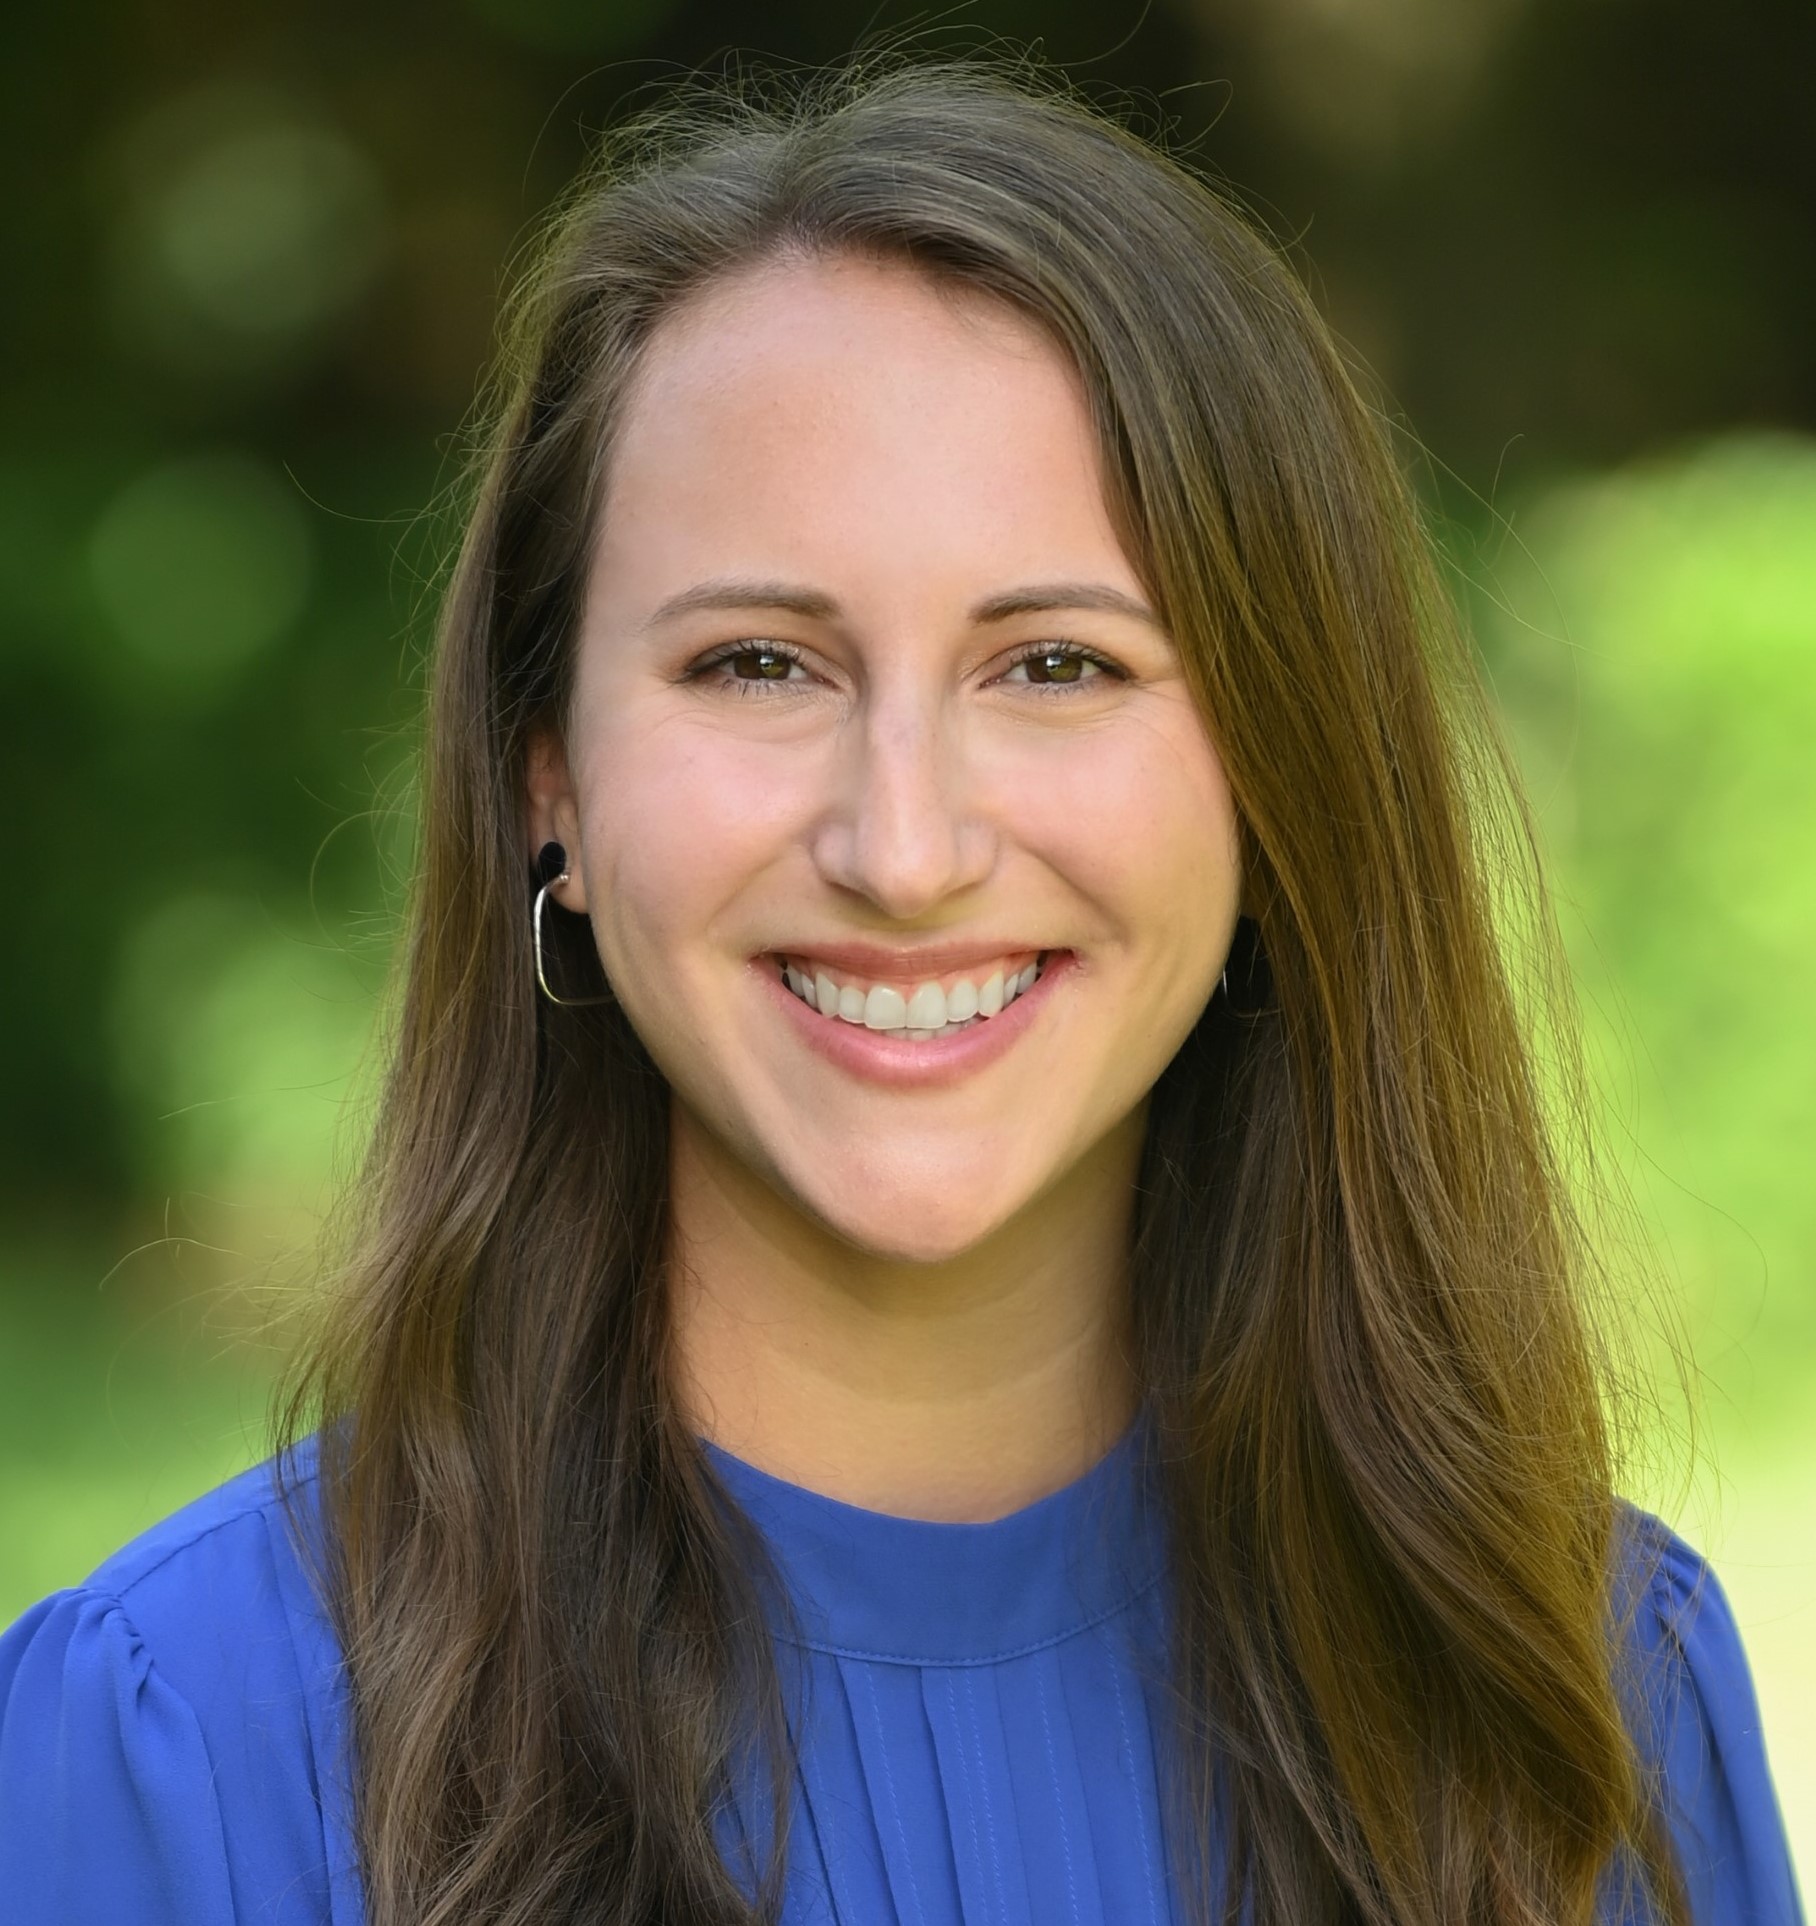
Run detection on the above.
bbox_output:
[687,641,811,691]
[1000,641,1124,689]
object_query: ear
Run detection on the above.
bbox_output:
[524,723,588,911]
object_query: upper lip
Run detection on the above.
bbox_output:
[762,939,1058,979]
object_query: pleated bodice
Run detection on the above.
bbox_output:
[702,1417,1184,1924]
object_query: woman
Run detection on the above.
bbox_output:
[0,58,1802,1926]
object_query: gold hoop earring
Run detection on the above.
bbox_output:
[533,841,612,1008]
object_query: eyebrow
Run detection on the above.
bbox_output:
[640,576,1164,632]
[972,582,1163,629]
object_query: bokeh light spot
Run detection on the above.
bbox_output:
[153,123,384,339]
[87,452,312,680]
[104,90,386,381]
[110,890,377,1208]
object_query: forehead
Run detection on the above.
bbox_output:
[628,247,1070,408]
[596,251,1125,569]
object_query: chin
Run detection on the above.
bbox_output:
[799,1176,1018,1267]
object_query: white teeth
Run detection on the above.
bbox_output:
[778,952,1049,1037]
[904,981,947,1029]
[863,984,908,1030]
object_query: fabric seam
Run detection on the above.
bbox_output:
[773,1566,1166,1666]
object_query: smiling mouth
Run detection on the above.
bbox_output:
[771,951,1053,1041]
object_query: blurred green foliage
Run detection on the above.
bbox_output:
[1475,437,1816,1423]
[0,1248,277,1620]
[3,0,1811,1883]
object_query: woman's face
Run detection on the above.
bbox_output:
[532,252,1242,1264]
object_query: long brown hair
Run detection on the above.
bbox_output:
[282,55,1690,1926]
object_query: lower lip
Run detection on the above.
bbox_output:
[755,951,1075,1089]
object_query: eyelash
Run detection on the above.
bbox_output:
[686,638,1127,697]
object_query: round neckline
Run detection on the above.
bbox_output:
[700,1411,1166,1665]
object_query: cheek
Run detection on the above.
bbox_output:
[578,722,800,959]
[1008,712,1239,918]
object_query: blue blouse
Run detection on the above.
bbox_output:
[0,1424,1803,1924]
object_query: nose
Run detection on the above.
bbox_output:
[809,684,996,919]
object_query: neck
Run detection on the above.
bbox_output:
[665,1105,1143,1523]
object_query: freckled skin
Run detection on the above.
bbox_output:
[526,253,1241,1515]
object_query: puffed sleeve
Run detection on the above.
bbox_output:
[0,1586,237,1924]
[1622,1509,1807,1924]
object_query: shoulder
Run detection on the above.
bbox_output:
[1610,1501,1805,1925]
[5,1432,328,1679]
[1611,1500,1771,1749]
[84,1435,318,1599]
[52,1436,336,1723]
[1612,1500,1737,1672]
[0,1436,358,1926]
